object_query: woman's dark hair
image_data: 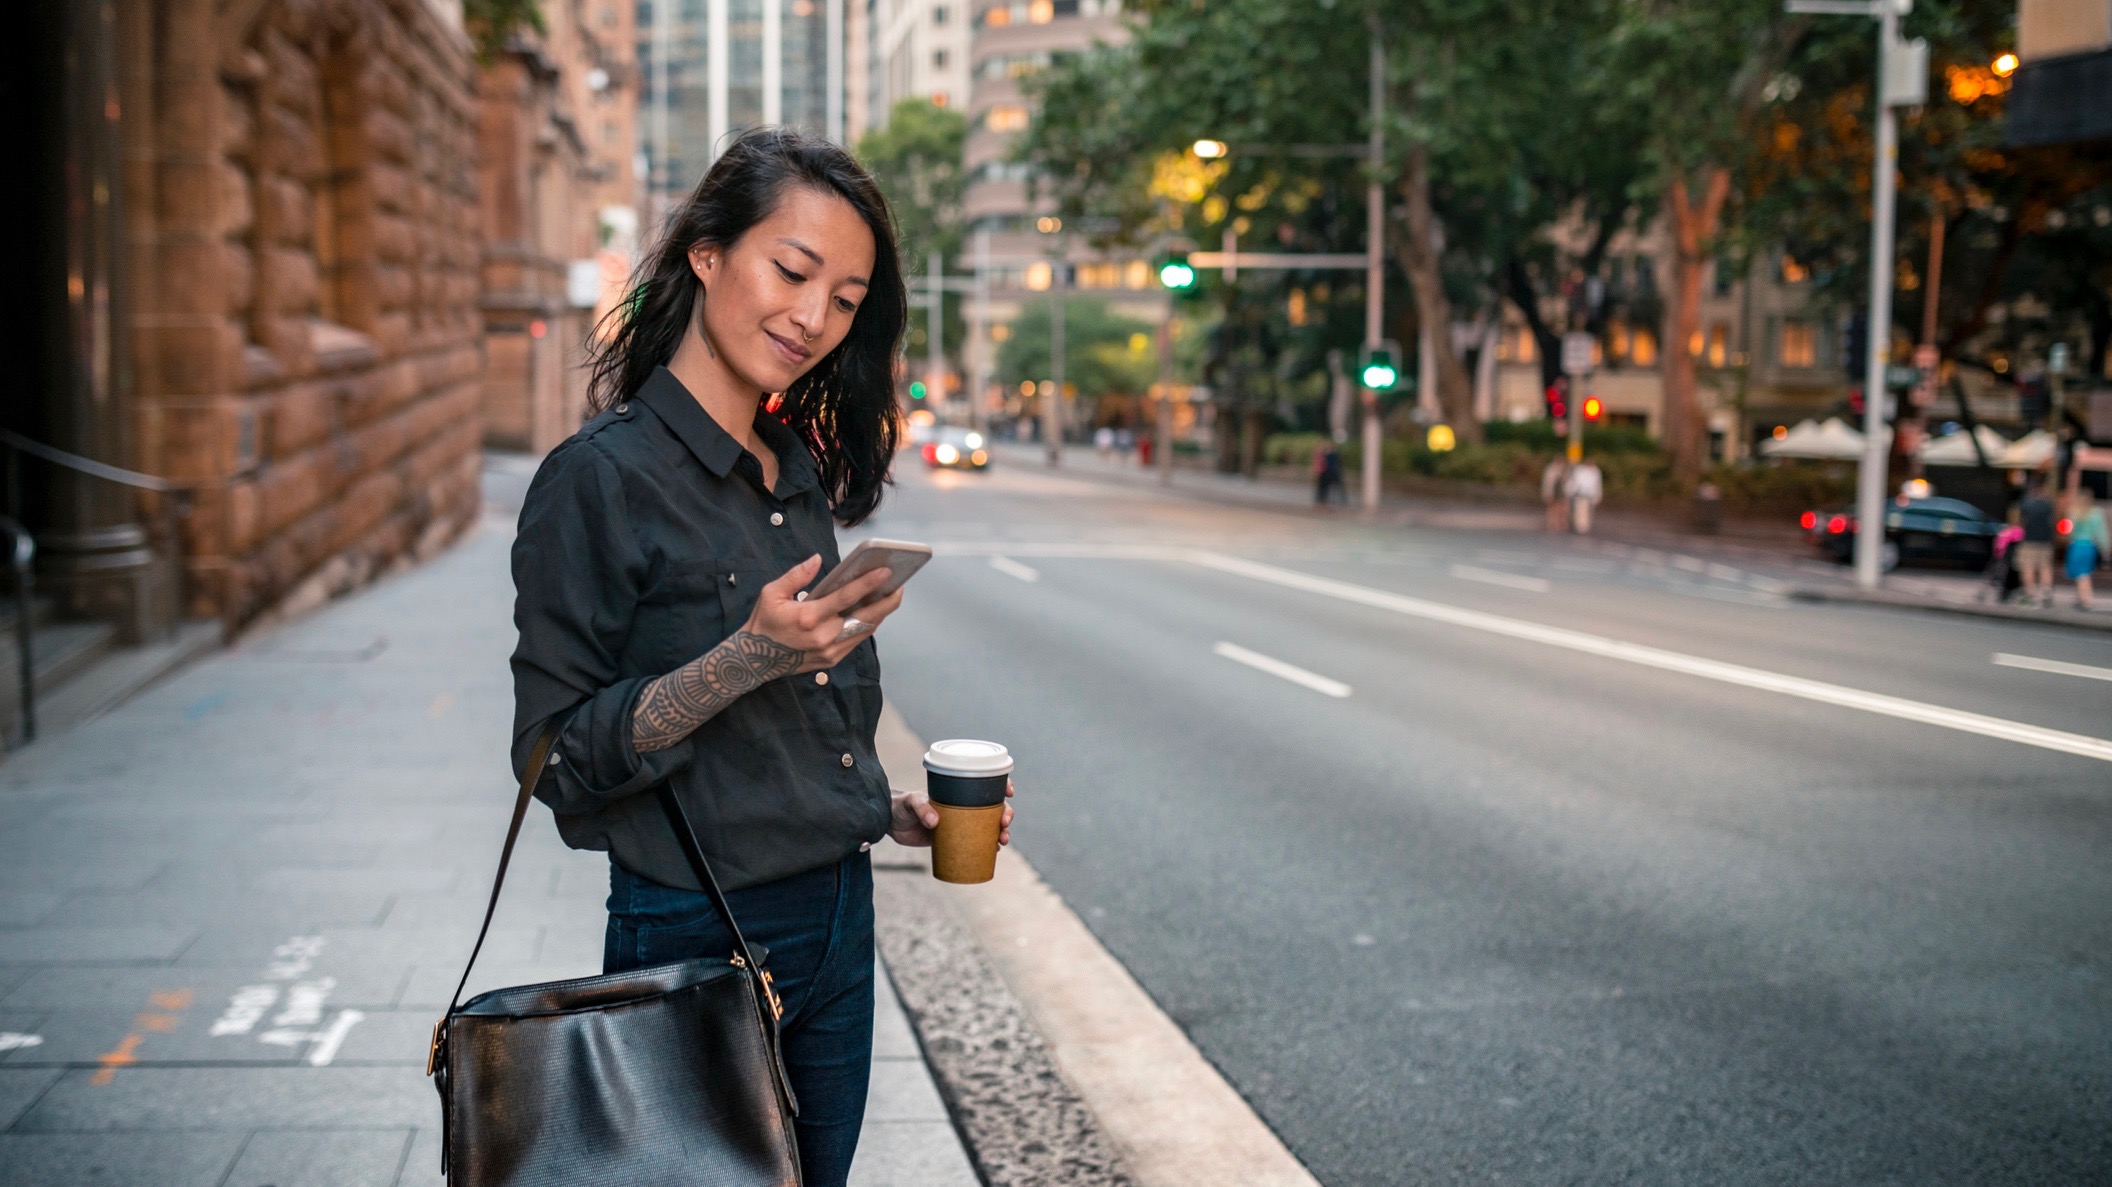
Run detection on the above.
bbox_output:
[587,126,906,525]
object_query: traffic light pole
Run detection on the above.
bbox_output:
[927,250,944,416]
[1046,269,1065,467]
[1362,25,1385,513]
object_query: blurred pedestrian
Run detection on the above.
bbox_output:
[2015,480,2057,606]
[511,128,1012,1187]
[1094,424,1116,461]
[1313,441,1346,506]
[1542,455,1571,532]
[1564,455,1603,535]
[2066,489,2107,611]
[1987,524,2023,604]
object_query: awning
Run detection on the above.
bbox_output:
[1761,417,1880,460]
[1918,425,2010,466]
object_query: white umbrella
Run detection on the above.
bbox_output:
[1996,429,2058,469]
[1918,425,2009,466]
[1763,416,1877,461]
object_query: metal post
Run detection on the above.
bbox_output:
[763,0,783,125]
[970,229,990,434]
[826,0,844,142]
[1853,2,1901,588]
[927,250,944,414]
[1046,269,1064,466]
[653,0,671,219]
[1157,311,1175,485]
[1361,23,1385,513]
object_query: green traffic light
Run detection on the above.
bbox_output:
[1360,362,1397,389]
[909,381,927,399]
[1159,259,1196,290]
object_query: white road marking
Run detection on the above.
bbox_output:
[0,1032,43,1052]
[988,555,1042,583]
[1187,551,2112,764]
[1994,653,2112,683]
[1449,564,1551,593]
[1212,642,1352,698]
[305,1009,365,1067]
[1707,563,1745,582]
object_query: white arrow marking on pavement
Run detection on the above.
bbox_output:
[1212,642,1352,698]
[1449,564,1550,593]
[988,555,1042,583]
[1993,653,2112,684]
[306,1009,365,1067]
[0,1033,43,1052]
[1187,551,2112,764]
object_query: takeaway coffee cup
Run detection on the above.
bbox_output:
[922,739,1012,884]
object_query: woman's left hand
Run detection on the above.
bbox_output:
[887,779,1015,848]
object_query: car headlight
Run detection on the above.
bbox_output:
[971,449,988,466]
[965,432,984,449]
[935,444,959,464]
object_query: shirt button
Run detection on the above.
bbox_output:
[859,841,872,852]
[727,573,737,585]
[614,403,629,414]
[795,590,808,602]
[547,752,562,765]
[815,672,829,686]
[770,512,785,526]
[840,753,854,768]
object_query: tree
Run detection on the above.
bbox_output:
[996,297,1160,412]
[465,0,545,61]
[856,99,970,382]
[1607,0,1811,481]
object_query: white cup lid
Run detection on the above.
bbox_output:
[922,738,1013,777]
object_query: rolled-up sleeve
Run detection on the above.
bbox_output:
[509,441,693,813]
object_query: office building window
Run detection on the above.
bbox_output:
[985,105,1030,132]
[1029,0,1054,22]
[1778,320,1817,367]
[1629,328,1658,367]
[1780,254,1810,283]
[933,4,949,24]
[933,49,949,68]
[1707,323,1729,367]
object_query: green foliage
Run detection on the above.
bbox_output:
[996,298,1161,401]
[464,0,545,62]
[856,100,971,375]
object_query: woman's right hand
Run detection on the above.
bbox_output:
[743,554,900,673]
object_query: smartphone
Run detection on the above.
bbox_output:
[809,538,932,607]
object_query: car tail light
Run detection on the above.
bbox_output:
[921,443,938,462]
[1800,511,1817,530]
[1827,515,1849,534]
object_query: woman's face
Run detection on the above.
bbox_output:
[689,185,877,395]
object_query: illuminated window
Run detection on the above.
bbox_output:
[1125,260,1150,289]
[1608,321,1631,362]
[1706,323,1729,367]
[985,105,1029,132]
[1630,329,1658,367]
[1287,288,1308,325]
[1778,320,1817,367]
[1780,254,1810,283]
[983,5,1010,26]
[1029,0,1054,22]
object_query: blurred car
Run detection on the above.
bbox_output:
[1800,496,2000,570]
[920,426,991,471]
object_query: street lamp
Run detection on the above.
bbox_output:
[1786,0,1927,589]
[1191,139,1228,159]
[1992,51,2017,76]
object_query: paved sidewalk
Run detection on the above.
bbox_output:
[0,473,974,1186]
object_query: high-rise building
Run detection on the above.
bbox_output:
[638,0,844,216]
[855,0,973,139]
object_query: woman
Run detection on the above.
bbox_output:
[2066,489,2107,610]
[508,128,1013,1184]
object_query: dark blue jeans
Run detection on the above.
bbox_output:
[604,850,876,1186]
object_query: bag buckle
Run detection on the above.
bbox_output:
[760,970,783,1021]
[426,1018,446,1076]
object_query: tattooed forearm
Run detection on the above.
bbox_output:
[631,630,803,752]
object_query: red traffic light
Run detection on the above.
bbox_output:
[1582,396,1603,421]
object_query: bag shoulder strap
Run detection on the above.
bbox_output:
[439,723,764,1028]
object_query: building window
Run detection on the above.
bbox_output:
[1629,328,1658,367]
[1706,322,1729,367]
[1780,254,1810,284]
[1126,260,1151,289]
[983,4,1010,26]
[985,105,1030,132]
[1778,320,1817,367]
[932,4,949,24]
[1029,0,1054,23]
[933,49,949,68]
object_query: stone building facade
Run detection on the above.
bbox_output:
[19,0,488,634]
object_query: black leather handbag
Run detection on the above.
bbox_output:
[428,726,802,1186]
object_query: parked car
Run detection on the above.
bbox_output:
[1800,496,2001,570]
[921,426,991,471]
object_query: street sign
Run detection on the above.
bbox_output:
[1561,332,1595,377]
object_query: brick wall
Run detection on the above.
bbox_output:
[139,0,485,625]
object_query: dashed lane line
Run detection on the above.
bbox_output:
[1211,642,1353,698]
[1993,653,2112,683]
[988,555,1042,583]
[1449,564,1551,593]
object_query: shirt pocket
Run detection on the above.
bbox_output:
[634,559,739,672]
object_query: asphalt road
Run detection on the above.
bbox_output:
[862,454,2112,1186]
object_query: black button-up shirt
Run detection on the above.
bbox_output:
[510,367,890,892]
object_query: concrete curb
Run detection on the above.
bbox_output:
[873,704,1321,1187]
[1789,585,2112,632]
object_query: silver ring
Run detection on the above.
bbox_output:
[836,617,869,642]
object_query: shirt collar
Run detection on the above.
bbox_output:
[637,366,820,499]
